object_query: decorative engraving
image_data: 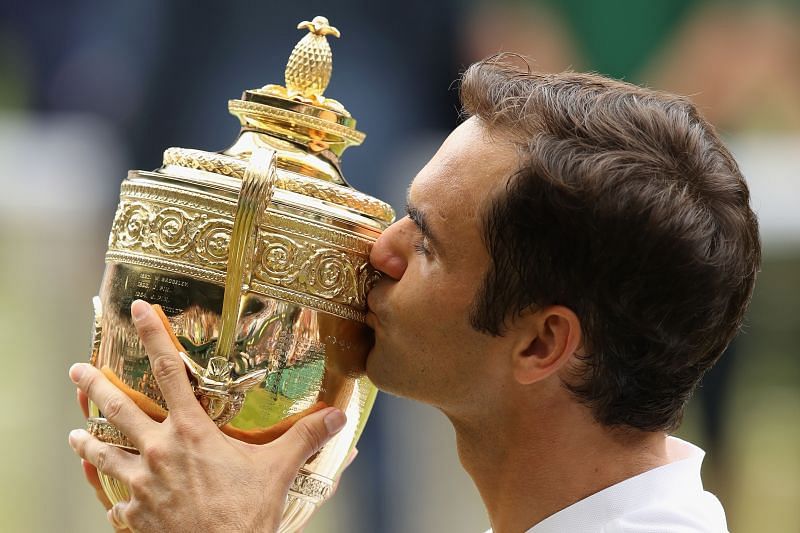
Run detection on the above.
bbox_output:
[180,353,267,426]
[87,418,136,450]
[120,178,377,254]
[110,200,235,264]
[162,147,394,223]
[288,470,334,503]
[106,180,377,321]
[123,179,236,215]
[229,99,364,145]
[196,220,232,266]
[114,203,150,248]
[357,263,383,306]
[250,279,365,323]
[153,207,194,253]
[263,211,373,256]
[256,232,366,306]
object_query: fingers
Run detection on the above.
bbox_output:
[272,407,346,467]
[108,502,131,531]
[130,300,203,418]
[70,363,154,448]
[69,429,137,484]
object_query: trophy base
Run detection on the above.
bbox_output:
[98,470,324,532]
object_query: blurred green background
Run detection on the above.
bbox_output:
[1,0,798,531]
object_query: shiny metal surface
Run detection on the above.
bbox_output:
[85,15,391,532]
[90,262,376,519]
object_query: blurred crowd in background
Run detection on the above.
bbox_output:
[0,1,798,532]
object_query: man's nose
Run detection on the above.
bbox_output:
[369,219,409,281]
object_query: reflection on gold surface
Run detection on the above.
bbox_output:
[85,15,392,532]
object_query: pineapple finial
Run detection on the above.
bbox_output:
[259,16,348,116]
[285,16,339,101]
[297,16,340,38]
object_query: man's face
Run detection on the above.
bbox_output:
[365,118,520,415]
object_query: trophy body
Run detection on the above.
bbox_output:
[86,17,393,532]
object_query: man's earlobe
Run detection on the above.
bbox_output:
[512,306,582,385]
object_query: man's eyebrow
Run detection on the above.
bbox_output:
[405,201,440,248]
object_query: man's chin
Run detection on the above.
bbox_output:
[364,348,393,393]
[364,339,415,397]
[364,347,380,384]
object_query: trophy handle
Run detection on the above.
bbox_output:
[214,148,277,360]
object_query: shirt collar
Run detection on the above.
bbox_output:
[526,436,706,533]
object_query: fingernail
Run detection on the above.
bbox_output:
[323,409,346,435]
[68,429,84,450]
[131,299,150,322]
[69,363,86,383]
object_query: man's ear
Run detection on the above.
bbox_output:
[511,306,582,385]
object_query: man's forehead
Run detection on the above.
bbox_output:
[409,170,477,215]
[408,118,518,218]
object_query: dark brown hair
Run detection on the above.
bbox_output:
[461,56,761,432]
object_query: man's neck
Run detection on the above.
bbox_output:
[448,392,671,533]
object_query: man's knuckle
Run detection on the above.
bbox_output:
[143,446,165,469]
[171,418,204,446]
[102,396,124,421]
[141,440,172,470]
[94,445,108,473]
[150,352,182,380]
[127,472,146,495]
[139,441,161,459]
[171,417,195,436]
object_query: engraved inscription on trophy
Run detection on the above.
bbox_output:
[130,271,189,315]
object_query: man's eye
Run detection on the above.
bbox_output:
[412,236,431,256]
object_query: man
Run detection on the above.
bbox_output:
[69,57,760,532]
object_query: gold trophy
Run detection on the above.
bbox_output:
[86,16,393,532]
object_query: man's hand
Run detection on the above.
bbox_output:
[68,300,347,532]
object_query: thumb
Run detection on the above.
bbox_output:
[273,407,347,467]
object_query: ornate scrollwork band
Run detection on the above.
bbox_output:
[107,179,377,321]
[228,99,365,145]
[288,469,334,503]
[87,418,136,450]
[162,147,394,223]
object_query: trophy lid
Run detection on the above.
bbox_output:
[159,15,394,226]
[229,16,365,159]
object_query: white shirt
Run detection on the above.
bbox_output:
[486,437,729,533]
